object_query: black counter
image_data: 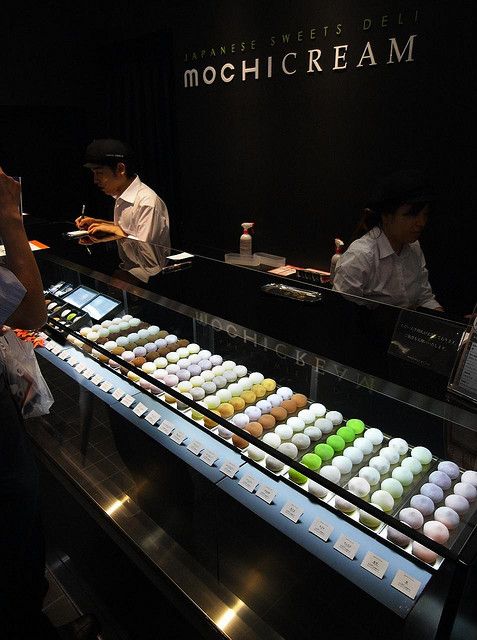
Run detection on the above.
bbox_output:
[27,218,470,409]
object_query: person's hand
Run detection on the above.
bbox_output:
[79,233,118,245]
[75,215,96,229]
[0,166,21,225]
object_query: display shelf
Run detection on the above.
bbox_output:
[217,462,432,617]
[40,283,476,565]
[29,243,477,639]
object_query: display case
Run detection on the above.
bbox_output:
[27,234,477,640]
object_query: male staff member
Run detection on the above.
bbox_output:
[76,138,170,245]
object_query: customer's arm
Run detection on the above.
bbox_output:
[0,167,46,329]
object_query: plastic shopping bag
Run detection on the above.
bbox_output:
[0,329,54,419]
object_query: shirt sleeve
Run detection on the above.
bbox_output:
[133,198,170,244]
[0,266,27,325]
[332,245,370,299]
[415,247,441,309]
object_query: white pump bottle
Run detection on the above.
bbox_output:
[240,222,254,256]
[329,238,344,282]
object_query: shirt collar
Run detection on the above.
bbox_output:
[116,176,141,204]
[372,227,411,260]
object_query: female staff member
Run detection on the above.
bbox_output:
[333,170,443,311]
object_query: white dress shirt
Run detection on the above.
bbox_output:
[333,227,440,309]
[114,176,169,244]
[0,266,26,375]
[0,266,26,325]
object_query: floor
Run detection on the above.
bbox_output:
[42,569,82,629]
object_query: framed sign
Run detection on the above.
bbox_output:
[388,309,464,377]
[448,307,477,405]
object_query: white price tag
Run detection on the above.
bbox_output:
[170,430,186,445]
[112,388,125,401]
[280,501,304,523]
[121,394,135,408]
[309,518,334,542]
[45,341,54,351]
[391,570,421,600]
[133,402,148,417]
[187,440,204,455]
[59,350,70,360]
[361,552,389,579]
[158,420,174,435]
[75,363,86,373]
[238,475,258,493]
[200,450,219,467]
[82,369,94,379]
[145,410,161,426]
[333,534,360,560]
[100,381,113,393]
[68,357,78,367]
[52,345,63,355]
[256,484,277,504]
[220,461,240,478]
[91,375,103,386]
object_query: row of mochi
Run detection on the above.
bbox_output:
[386,466,477,564]
[330,442,433,518]
[188,386,312,435]
[285,426,387,486]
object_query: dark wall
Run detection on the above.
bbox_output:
[170,0,476,313]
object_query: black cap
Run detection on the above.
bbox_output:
[367,169,436,208]
[84,139,133,168]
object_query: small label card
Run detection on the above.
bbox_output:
[68,356,78,367]
[100,381,113,393]
[75,363,86,374]
[170,430,186,445]
[121,394,135,408]
[334,534,360,560]
[280,501,304,523]
[52,345,63,355]
[361,551,389,579]
[391,570,421,600]
[220,461,240,478]
[238,474,258,493]
[158,420,174,435]
[145,410,161,426]
[256,484,277,504]
[45,341,54,351]
[187,440,204,455]
[82,369,94,379]
[91,374,103,386]
[133,402,148,417]
[59,350,71,361]
[309,517,334,542]
[200,449,219,466]
[112,388,125,401]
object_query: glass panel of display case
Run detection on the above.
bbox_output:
[35,248,477,573]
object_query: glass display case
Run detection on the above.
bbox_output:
[27,235,477,640]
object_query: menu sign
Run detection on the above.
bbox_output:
[389,310,464,376]
[448,312,477,405]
